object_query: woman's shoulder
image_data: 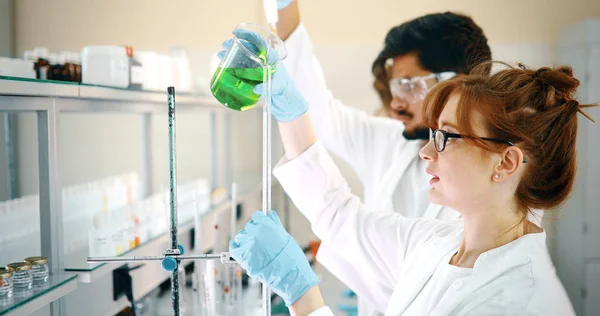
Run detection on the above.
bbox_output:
[486,233,575,315]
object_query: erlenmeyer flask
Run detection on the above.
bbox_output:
[210,22,287,111]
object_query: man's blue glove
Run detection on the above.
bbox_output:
[217,29,276,64]
[252,65,308,122]
[229,210,319,306]
[277,0,294,9]
[217,31,309,122]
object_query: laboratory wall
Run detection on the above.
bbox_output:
[0,0,14,197]
[299,0,600,45]
[0,0,13,57]
[14,0,600,52]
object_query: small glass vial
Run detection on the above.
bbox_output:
[24,257,49,284]
[0,268,13,299]
[6,262,32,290]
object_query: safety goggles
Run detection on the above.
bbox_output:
[389,72,457,104]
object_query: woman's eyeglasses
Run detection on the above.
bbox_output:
[429,129,526,163]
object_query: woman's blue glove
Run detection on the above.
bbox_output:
[229,210,319,306]
[217,30,309,122]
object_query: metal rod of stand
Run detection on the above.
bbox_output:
[87,253,228,263]
[167,86,180,316]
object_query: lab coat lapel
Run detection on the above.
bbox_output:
[386,235,461,315]
[430,238,534,316]
[374,140,422,211]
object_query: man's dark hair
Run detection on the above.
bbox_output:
[372,12,491,107]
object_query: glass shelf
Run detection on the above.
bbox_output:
[79,82,199,96]
[0,76,79,85]
[0,76,79,99]
[0,76,215,107]
[0,76,201,94]
[0,273,77,316]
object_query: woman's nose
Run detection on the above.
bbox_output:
[419,139,437,161]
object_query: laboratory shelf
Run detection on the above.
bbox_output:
[0,76,222,112]
[0,273,78,316]
[77,84,219,106]
[0,76,79,102]
[64,199,234,283]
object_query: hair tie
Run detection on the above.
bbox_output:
[516,61,530,70]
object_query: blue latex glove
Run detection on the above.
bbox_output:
[253,65,308,122]
[338,304,359,316]
[217,29,278,64]
[277,0,294,9]
[217,31,309,122]
[229,210,319,306]
[341,289,357,298]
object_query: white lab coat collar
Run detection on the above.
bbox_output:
[387,225,463,315]
[433,233,542,315]
[388,228,545,315]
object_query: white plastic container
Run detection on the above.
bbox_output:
[158,54,174,89]
[170,48,193,93]
[0,58,36,79]
[136,51,161,91]
[81,46,129,88]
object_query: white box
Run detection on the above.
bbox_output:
[81,45,130,88]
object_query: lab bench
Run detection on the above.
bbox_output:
[0,76,282,316]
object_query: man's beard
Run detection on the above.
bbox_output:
[402,126,430,140]
[391,109,429,140]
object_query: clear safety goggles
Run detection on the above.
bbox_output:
[389,72,457,104]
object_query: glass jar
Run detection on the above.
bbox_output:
[0,268,13,299]
[24,257,49,284]
[6,262,32,290]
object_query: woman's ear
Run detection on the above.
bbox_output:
[493,147,525,181]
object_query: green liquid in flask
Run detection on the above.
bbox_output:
[210,67,267,111]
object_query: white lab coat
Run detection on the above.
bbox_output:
[273,142,575,316]
[282,23,460,315]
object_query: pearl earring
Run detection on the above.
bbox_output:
[494,174,500,179]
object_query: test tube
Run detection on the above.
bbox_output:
[205,259,217,316]
[178,264,187,314]
[192,190,209,316]
[228,183,243,315]
[213,212,225,315]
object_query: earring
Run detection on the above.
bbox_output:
[494,174,500,180]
